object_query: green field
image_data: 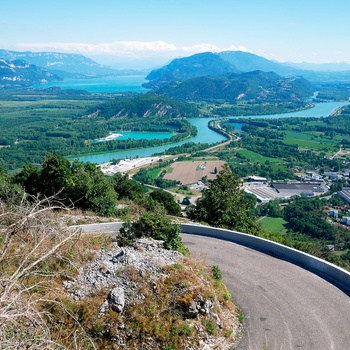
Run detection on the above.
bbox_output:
[259,217,288,234]
[235,149,282,163]
[283,130,337,151]
[147,168,162,179]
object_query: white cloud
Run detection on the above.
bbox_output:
[16,40,248,58]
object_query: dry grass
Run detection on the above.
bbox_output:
[0,195,114,349]
[0,196,241,349]
[51,255,241,349]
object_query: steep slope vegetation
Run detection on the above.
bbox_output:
[154,71,315,102]
[93,93,200,118]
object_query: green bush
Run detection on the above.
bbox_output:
[119,205,182,250]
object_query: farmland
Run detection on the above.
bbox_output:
[163,160,226,184]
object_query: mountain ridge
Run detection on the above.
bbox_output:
[144,52,240,89]
[0,58,61,88]
[0,49,116,75]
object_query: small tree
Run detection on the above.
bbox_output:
[188,165,261,235]
[149,189,181,216]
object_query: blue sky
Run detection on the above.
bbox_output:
[1,0,350,68]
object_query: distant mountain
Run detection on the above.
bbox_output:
[144,52,239,89]
[218,51,298,75]
[0,50,116,75]
[154,70,315,103]
[145,50,350,87]
[0,58,61,88]
[144,51,301,90]
[284,61,350,72]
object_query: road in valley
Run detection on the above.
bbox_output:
[182,234,350,350]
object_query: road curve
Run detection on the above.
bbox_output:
[181,234,350,350]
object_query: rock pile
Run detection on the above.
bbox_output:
[63,238,183,307]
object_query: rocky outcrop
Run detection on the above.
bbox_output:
[63,238,183,303]
[62,237,241,349]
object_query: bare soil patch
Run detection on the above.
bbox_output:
[164,160,226,184]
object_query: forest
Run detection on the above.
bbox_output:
[0,92,198,170]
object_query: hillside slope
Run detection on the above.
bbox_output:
[218,50,298,75]
[154,70,315,102]
[93,93,200,119]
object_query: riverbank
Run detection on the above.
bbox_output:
[70,101,348,165]
[98,155,171,175]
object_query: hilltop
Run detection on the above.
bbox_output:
[144,52,239,89]
[92,93,200,119]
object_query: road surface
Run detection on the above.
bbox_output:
[182,234,350,350]
[72,223,350,349]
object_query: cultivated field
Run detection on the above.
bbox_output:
[163,160,226,184]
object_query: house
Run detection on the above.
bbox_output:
[330,209,339,218]
[341,217,350,226]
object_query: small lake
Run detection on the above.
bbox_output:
[114,131,175,141]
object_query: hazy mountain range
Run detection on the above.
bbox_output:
[0,58,61,88]
[145,51,350,88]
[0,49,116,76]
[0,48,349,91]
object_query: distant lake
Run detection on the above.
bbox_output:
[33,75,149,93]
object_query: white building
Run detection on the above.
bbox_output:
[341,216,350,226]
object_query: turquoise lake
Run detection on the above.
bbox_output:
[33,75,149,93]
[74,118,227,163]
[95,131,175,142]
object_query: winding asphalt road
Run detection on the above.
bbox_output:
[73,223,350,349]
[181,234,350,350]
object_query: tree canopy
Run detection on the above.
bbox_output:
[188,165,262,234]
[149,189,181,216]
[14,154,118,216]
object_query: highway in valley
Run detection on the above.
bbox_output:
[182,234,350,350]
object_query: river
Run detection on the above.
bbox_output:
[72,101,348,164]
